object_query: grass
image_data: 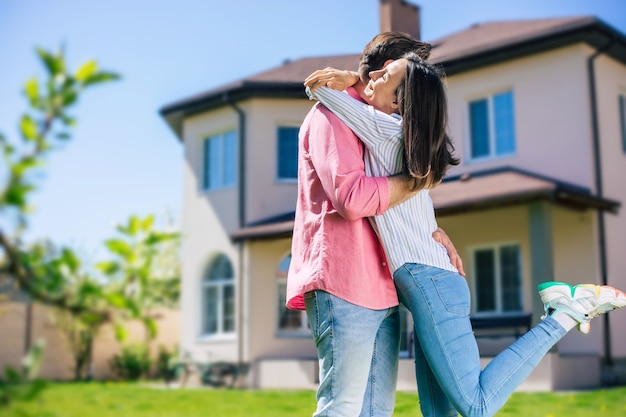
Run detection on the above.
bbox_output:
[3,382,626,417]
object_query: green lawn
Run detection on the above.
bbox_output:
[4,382,626,417]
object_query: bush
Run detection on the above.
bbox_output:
[109,344,151,381]
[155,344,178,380]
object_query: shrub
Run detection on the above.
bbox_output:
[109,344,151,381]
[155,344,178,380]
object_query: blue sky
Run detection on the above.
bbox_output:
[1,0,625,262]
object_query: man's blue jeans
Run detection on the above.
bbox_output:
[304,290,400,417]
[394,263,567,417]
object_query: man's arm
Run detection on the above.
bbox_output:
[388,175,420,208]
[306,105,392,221]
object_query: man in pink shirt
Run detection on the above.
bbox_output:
[287,33,464,417]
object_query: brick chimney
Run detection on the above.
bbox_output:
[379,0,421,40]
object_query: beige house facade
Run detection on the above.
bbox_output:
[160,1,626,391]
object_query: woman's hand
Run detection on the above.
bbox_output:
[304,67,359,92]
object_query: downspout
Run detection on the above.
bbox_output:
[587,37,615,375]
[225,94,246,370]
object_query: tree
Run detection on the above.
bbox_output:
[0,46,180,382]
[0,45,120,313]
[98,214,180,343]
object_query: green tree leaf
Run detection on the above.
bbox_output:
[83,71,121,86]
[61,248,80,273]
[75,60,97,82]
[105,239,133,259]
[128,215,141,236]
[36,47,62,76]
[143,317,158,339]
[62,90,78,107]
[114,323,129,342]
[141,215,155,231]
[24,78,39,105]
[96,260,121,275]
[19,115,38,140]
[106,293,128,308]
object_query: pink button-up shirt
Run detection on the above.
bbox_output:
[286,88,399,311]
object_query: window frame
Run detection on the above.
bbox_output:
[199,254,236,340]
[276,125,300,183]
[467,89,516,162]
[202,129,238,192]
[469,242,523,316]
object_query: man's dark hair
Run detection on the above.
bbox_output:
[358,31,432,83]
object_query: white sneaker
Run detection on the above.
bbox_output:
[538,282,626,334]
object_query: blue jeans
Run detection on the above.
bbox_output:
[304,290,400,417]
[394,264,567,417]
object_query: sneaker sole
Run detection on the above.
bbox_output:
[538,282,591,304]
[538,282,626,333]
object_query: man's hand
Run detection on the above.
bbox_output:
[432,227,465,276]
[305,67,359,92]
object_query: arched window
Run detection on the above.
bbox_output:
[202,254,235,336]
[276,254,308,334]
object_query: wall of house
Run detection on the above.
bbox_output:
[179,106,242,361]
[437,206,534,314]
[444,42,626,363]
[246,238,316,360]
[551,206,601,355]
[244,98,314,224]
[437,203,601,357]
[446,44,595,188]
[595,51,626,359]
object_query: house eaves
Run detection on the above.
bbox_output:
[429,16,626,75]
[230,167,620,241]
[160,81,308,140]
[160,54,361,139]
[430,167,620,216]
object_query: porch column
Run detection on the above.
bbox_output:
[528,202,554,326]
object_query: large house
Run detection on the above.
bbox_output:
[160,0,626,390]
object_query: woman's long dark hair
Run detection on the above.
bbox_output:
[396,53,459,189]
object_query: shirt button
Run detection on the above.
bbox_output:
[382,262,387,267]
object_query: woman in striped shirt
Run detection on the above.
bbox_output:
[304,53,626,417]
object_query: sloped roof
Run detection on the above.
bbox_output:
[230,167,620,241]
[428,16,626,74]
[429,16,598,63]
[160,15,626,138]
[430,167,619,216]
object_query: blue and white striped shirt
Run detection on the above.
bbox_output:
[307,86,457,274]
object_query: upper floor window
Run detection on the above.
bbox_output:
[469,91,516,160]
[203,130,237,191]
[202,254,235,336]
[472,243,522,315]
[276,254,308,334]
[619,94,626,153]
[277,126,299,181]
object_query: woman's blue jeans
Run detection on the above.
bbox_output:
[393,263,567,417]
[304,290,400,417]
